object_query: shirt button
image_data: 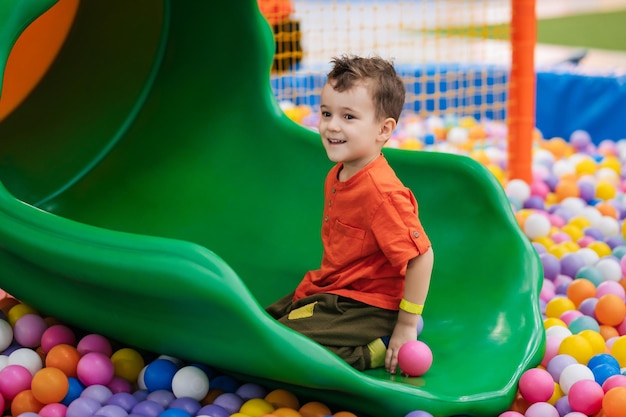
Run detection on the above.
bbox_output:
[328,201,332,206]
[332,188,336,193]
[324,216,329,222]
[413,231,420,238]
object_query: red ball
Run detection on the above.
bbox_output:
[397,340,433,377]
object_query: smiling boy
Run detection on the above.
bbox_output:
[266,55,434,373]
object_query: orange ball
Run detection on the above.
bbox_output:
[11,390,44,416]
[596,201,618,218]
[31,367,69,404]
[595,294,626,327]
[299,401,332,417]
[272,408,303,417]
[567,279,597,307]
[603,387,626,417]
[45,344,81,378]
[555,180,579,202]
[265,389,300,410]
[600,325,620,341]
[334,412,358,417]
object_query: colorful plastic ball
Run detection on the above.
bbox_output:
[545,297,576,319]
[568,379,604,414]
[597,280,626,300]
[171,365,209,401]
[547,354,578,382]
[212,393,244,415]
[524,402,559,417]
[94,404,129,417]
[559,363,595,394]
[13,313,48,348]
[541,253,561,280]
[61,377,84,406]
[131,399,165,417]
[46,343,81,377]
[108,375,133,393]
[595,294,626,326]
[596,257,623,281]
[575,265,604,286]
[6,303,38,326]
[77,333,112,357]
[0,364,33,400]
[578,297,599,317]
[592,363,621,386]
[110,347,145,383]
[106,392,139,412]
[143,359,178,392]
[603,374,626,392]
[265,389,300,410]
[236,382,268,401]
[146,388,175,408]
[603,386,626,417]
[11,389,44,416]
[611,336,626,367]
[518,368,554,402]
[169,397,202,415]
[210,374,240,393]
[506,179,531,202]
[31,367,69,404]
[524,213,552,239]
[196,404,230,417]
[541,336,562,368]
[81,384,113,404]
[566,278,596,307]
[0,318,13,351]
[76,352,115,386]
[40,324,76,354]
[578,330,605,355]
[39,402,68,417]
[558,335,593,364]
[568,315,600,334]
[66,397,103,417]
[299,401,332,417]
[160,408,192,417]
[397,340,433,377]
[239,398,275,416]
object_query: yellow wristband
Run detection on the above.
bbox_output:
[399,299,423,315]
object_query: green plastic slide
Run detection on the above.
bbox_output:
[0,1,544,416]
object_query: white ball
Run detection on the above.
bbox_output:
[506,179,531,202]
[559,363,594,394]
[595,257,623,282]
[446,127,469,145]
[8,347,42,375]
[0,355,8,372]
[0,319,13,352]
[524,213,551,239]
[578,248,600,266]
[171,365,210,400]
[137,365,148,390]
[533,149,555,168]
[560,197,587,215]
[580,206,603,227]
[545,325,572,341]
[553,159,575,178]
[596,215,620,237]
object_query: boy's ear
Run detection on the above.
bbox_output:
[378,117,397,142]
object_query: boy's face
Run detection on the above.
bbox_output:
[318,80,394,175]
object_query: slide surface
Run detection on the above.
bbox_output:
[0,1,545,416]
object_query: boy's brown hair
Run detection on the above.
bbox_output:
[326,54,406,122]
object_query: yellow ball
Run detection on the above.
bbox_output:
[569,216,592,230]
[239,398,275,417]
[562,241,580,252]
[587,241,612,258]
[578,330,606,356]
[487,164,505,184]
[545,297,576,319]
[533,236,555,250]
[544,317,567,329]
[399,139,423,151]
[7,304,38,327]
[600,155,621,174]
[575,158,597,176]
[611,336,626,367]
[558,334,594,364]
[596,181,616,200]
[110,348,145,382]
[561,224,584,242]
[547,244,569,259]
[547,382,564,405]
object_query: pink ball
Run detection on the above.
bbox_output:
[541,336,562,368]
[39,403,68,417]
[560,310,583,326]
[499,412,523,417]
[13,314,48,348]
[597,281,626,300]
[77,334,112,357]
[568,379,604,415]
[76,352,115,386]
[0,364,33,400]
[107,376,133,394]
[603,374,626,392]
[519,368,555,403]
[397,340,433,377]
[40,324,76,354]
[524,402,559,417]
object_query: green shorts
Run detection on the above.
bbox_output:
[266,292,397,370]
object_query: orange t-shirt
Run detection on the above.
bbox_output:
[294,155,431,310]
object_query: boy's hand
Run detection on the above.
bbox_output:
[385,319,418,374]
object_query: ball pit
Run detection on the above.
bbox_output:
[4,110,626,416]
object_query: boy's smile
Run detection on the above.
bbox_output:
[318,80,394,180]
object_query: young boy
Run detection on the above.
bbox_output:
[266,55,434,373]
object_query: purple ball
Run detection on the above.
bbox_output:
[67,397,102,417]
[544,173,560,191]
[584,227,604,241]
[212,393,244,415]
[236,383,267,401]
[560,252,585,278]
[579,297,599,317]
[552,206,575,222]
[133,390,149,402]
[196,404,230,417]
[106,392,138,412]
[404,411,435,417]
[13,314,48,348]
[547,354,577,382]
[578,180,595,202]
[523,195,545,210]
[606,235,625,249]
[131,400,164,417]
[168,397,201,415]
[146,389,175,408]
[555,395,573,416]
[94,404,128,417]
[82,385,113,404]
[540,253,561,281]
[570,130,592,150]
[533,242,547,255]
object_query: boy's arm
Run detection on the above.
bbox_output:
[385,247,434,374]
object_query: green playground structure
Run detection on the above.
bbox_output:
[0,1,544,416]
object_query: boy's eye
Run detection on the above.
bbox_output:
[321,111,331,117]
[344,114,354,120]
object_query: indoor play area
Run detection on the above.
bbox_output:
[0,0,625,416]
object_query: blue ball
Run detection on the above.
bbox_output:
[589,353,621,370]
[159,409,191,417]
[62,377,85,406]
[143,359,178,392]
[592,363,621,386]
